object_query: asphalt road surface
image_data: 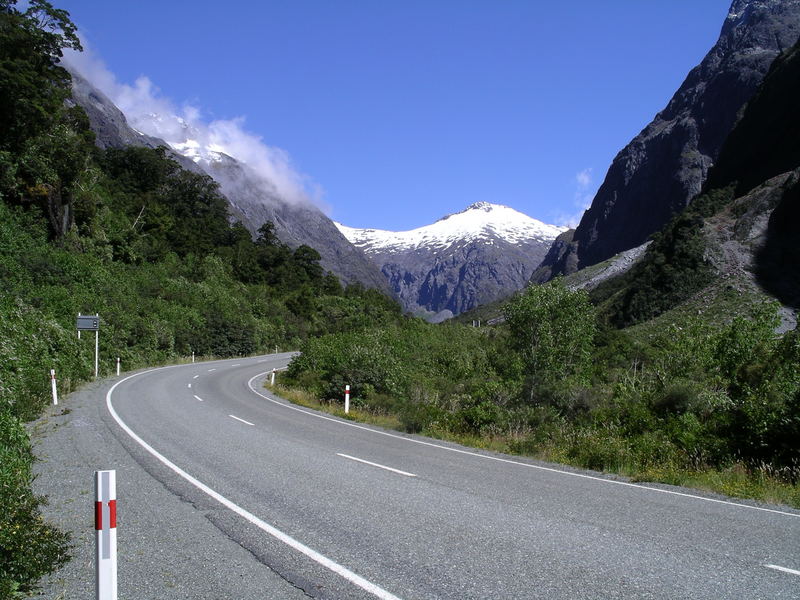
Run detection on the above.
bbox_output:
[34,354,800,598]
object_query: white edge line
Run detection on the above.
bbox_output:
[228,414,254,426]
[247,373,800,520]
[193,395,204,402]
[106,368,402,600]
[337,453,417,478]
[765,564,800,576]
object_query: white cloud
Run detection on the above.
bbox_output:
[62,42,319,207]
[553,168,596,228]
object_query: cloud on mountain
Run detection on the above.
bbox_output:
[62,42,320,207]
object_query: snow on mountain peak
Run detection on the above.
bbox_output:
[337,203,567,253]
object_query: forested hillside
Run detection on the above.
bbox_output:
[0,2,401,595]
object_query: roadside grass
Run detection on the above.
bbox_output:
[268,383,403,430]
[268,382,800,510]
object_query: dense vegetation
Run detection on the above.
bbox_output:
[284,283,799,505]
[0,2,401,595]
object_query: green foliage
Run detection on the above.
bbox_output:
[0,411,70,598]
[593,205,720,327]
[286,293,799,502]
[503,281,597,392]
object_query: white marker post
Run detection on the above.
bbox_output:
[270,369,276,385]
[50,369,58,405]
[116,357,120,376]
[191,351,195,364]
[95,470,117,600]
[344,384,350,414]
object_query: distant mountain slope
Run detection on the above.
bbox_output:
[538,0,800,280]
[68,70,388,291]
[337,202,565,318]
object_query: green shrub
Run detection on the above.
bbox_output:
[0,411,70,597]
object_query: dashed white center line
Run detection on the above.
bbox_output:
[193,375,199,379]
[187,383,192,388]
[229,414,254,426]
[766,564,800,576]
[107,372,401,600]
[337,453,417,477]
[208,368,216,372]
[193,395,204,402]
[232,363,241,366]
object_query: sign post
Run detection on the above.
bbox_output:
[95,470,117,600]
[77,314,100,379]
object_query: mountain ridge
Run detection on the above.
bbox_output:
[338,202,565,318]
[68,68,389,291]
[534,0,800,282]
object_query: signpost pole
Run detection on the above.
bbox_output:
[95,321,99,379]
[76,315,100,379]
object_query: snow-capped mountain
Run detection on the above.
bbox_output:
[338,202,563,252]
[68,70,388,291]
[337,203,566,319]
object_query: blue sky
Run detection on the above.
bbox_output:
[57,1,732,231]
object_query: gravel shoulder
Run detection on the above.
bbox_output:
[29,368,309,600]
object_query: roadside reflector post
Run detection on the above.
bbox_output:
[191,351,195,364]
[344,384,350,414]
[116,357,120,376]
[95,469,117,600]
[50,369,58,405]
[270,369,276,385]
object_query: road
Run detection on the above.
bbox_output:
[36,354,800,598]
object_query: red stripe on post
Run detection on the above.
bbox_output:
[95,501,103,530]
[109,500,117,528]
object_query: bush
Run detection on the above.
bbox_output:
[504,281,597,393]
[0,411,70,596]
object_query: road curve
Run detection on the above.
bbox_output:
[41,354,800,598]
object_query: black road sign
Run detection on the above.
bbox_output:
[77,315,100,331]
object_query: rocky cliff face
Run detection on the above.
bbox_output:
[538,0,800,279]
[68,70,388,291]
[588,34,800,330]
[338,203,565,319]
